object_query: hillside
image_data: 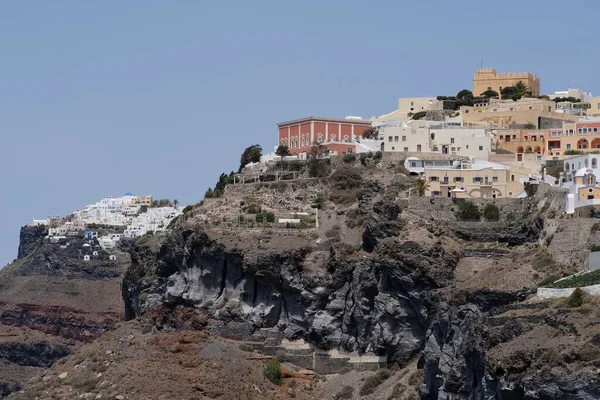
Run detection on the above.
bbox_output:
[5,155,600,399]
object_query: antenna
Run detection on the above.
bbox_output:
[480,57,483,69]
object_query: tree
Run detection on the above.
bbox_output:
[275,145,291,170]
[455,200,481,220]
[412,111,427,120]
[239,144,262,172]
[456,89,474,100]
[565,287,586,308]
[414,178,430,196]
[361,126,379,140]
[480,89,499,98]
[308,143,330,178]
[482,203,500,221]
[309,142,329,159]
[514,81,529,95]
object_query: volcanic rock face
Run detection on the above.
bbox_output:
[123,227,459,363]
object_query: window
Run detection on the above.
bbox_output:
[595,128,598,133]
[512,135,516,139]
[511,175,515,182]
[584,128,588,134]
[388,136,393,142]
[578,129,583,134]
[394,136,399,142]
[524,136,528,141]
[451,138,455,144]
[499,135,504,140]
[492,177,498,182]
[403,147,408,152]
[454,177,463,182]
[430,176,439,182]
[466,145,469,149]
[432,191,441,196]
[317,133,323,143]
[451,147,456,151]
[391,146,395,150]
[532,136,537,141]
[331,134,336,142]
[479,146,484,151]
[417,144,422,152]
[473,177,481,182]
[431,133,435,140]
[402,136,406,142]
[343,135,349,143]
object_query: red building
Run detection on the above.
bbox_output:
[277,116,372,155]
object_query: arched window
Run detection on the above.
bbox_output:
[572,164,575,171]
[511,174,515,182]
[588,175,595,185]
[517,146,524,153]
[593,158,598,168]
[317,133,323,143]
[343,135,350,143]
[331,134,337,142]
[431,132,435,140]
[566,163,570,171]
[585,159,589,168]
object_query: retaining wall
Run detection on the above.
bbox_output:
[537,284,600,299]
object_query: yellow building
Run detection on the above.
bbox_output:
[424,160,528,198]
[461,98,579,128]
[546,121,600,156]
[588,97,600,117]
[473,68,540,97]
[132,195,153,206]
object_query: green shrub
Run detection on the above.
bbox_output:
[182,205,194,213]
[264,359,282,385]
[524,182,538,197]
[359,370,391,396]
[591,245,600,252]
[548,269,600,288]
[343,153,357,164]
[334,385,354,399]
[482,203,500,221]
[455,200,481,221]
[565,287,586,308]
[256,212,275,223]
[412,111,427,120]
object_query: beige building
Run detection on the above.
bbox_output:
[374,97,443,122]
[589,97,600,117]
[379,121,492,160]
[424,159,528,198]
[461,98,579,128]
[473,68,540,97]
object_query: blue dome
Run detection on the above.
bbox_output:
[124,192,134,196]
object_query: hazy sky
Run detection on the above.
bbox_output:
[0,0,598,265]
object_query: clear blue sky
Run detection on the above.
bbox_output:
[0,0,598,265]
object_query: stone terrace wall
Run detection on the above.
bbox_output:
[537,284,600,299]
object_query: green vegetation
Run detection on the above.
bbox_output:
[182,205,194,213]
[334,386,354,400]
[328,167,364,205]
[524,182,538,197]
[456,89,474,100]
[151,198,172,207]
[480,89,499,98]
[564,150,585,155]
[411,111,427,120]
[454,200,481,221]
[548,269,600,289]
[565,287,586,307]
[482,203,500,221]
[307,143,331,178]
[343,153,357,164]
[255,212,275,223]
[360,370,391,396]
[493,148,513,154]
[205,172,236,198]
[544,160,564,180]
[524,123,537,129]
[264,359,282,385]
[361,126,379,139]
[553,96,581,103]
[414,178,430,196]
[275,145,291,170]
[239,144,262,172]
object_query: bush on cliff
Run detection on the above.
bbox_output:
[360,369,391,395]
[454,200,481,221]
[482,203,500,221]
[565,287,586,308]
[264,359,282,385]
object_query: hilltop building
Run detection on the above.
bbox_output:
[423,159,528,198]
[378,120,492,159]
[461,98,579,129]
[546,119,600,156]
[277,116,372,156]
[473,68,540,97]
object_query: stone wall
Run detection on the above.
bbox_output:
[379,152,469,169]
[537,284,600,299]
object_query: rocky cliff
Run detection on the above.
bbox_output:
[0,226,129,398]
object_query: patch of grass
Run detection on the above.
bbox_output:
[548,269,600,289]
[359,369,391,396]
[264,359,282,385]
[334,385,354,400]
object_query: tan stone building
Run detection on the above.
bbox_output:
[424,159,528,198]
[461,98,579,128]
[473,68,540,97]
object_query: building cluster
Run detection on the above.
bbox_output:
[267,66,600,208]
[32,193,181,258]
